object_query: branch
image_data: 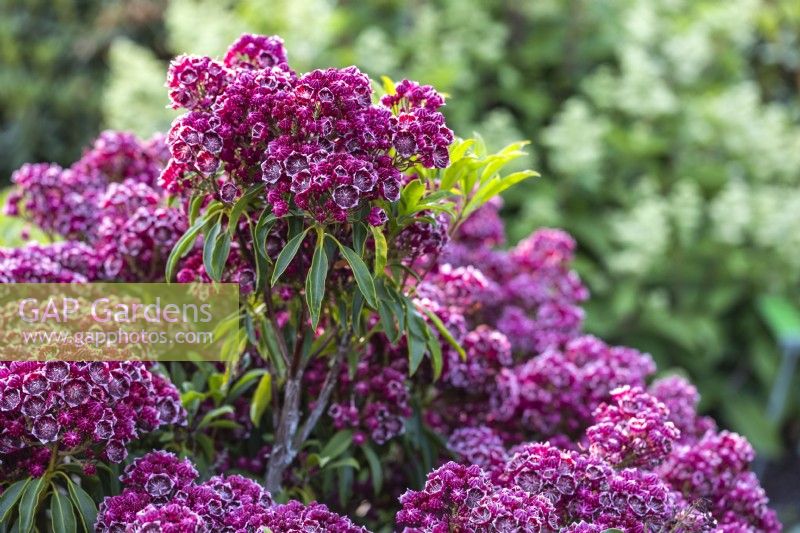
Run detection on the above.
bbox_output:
[293,332,349,449]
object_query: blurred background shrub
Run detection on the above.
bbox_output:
[2,0,800,498]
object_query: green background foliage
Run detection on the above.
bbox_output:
[2,0,800,475]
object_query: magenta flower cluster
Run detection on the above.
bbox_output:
[396,195,780,532]
[0,362,184,479]
[161,33,453,222]
[586,385,680,468]
[660,431,782,531]
[648,375,717,443]
[415,387,779,532]
[318,350,412,445]
[5,131,184,281]
[0,242,100,283]
[447,426,508,475]
[443,201,588,355]
[396,212,451,264]
[96,451,367,532]
[491,336,656,438]
[396,461,558,532]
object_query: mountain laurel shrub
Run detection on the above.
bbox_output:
[0,34,781,532]
[95,0,800,454]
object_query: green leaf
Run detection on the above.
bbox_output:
[253,209,277,291]
[255,314,285,377]
[441,158,469,192]
[360,444,383,495]
[601,530,624,533]
[271,226,311,285]
[306,232,329,329]
[50,487,76,533]
[319,430,353,466]
[465,169,538,218]
[17,475,47,533]
[427,333,443,380]
[202,214,223,281]
[188,193,205,225]
[323,457,360,471]
[378,299,400,343]
[351,290,365,335]
[249,372,273,427]
[406,307,429,376]
[380,75,396,96]
[165,216,206,282]
[421,307,466,360]
[352,222,368,256]
[228,183,265,235]
[370,226,388,276]
[228,368,269,401]
[65,481,97,533]
[400,179,425,215]
[333,240,378,308]
[0,478,30,524]
[207,230,232,282]
[180,390,207,408]
[408,333,426,376]
[196,405,234,431]
[206,420,244,430]
[449,138,475,164]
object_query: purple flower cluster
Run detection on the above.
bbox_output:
[4,131,184,282]
[421,264,492,311]
[260,500,369,533]
[490,335,655,439]
[0,242,100,283]
[502,442,682,531]
[660,431,781,531]
[648,375,717,443]
[396,461,557,532]
[6,163,100,240]
[447,426,508,475]
[455,198,506,248]
[442,207,589,356]
[324,352,412,445]
[433,384,778,531]
[161,33,452,222]
[0,362,184,480]
[223,33,289,70]
[586,386,680,468]
[442,325,512,391]
[97,451,366,532]
[380,79,451,168]
[396,212,450,264]
[6,131,167,239]
[96,451,273,531]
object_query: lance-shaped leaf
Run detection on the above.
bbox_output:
[272,226,311,286]
[306,231,329,329]
[330,237,378,308]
